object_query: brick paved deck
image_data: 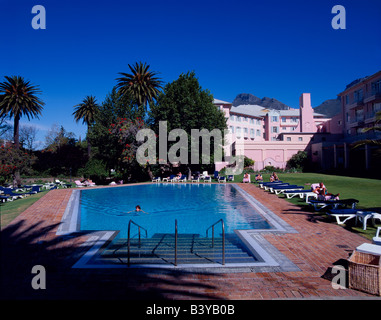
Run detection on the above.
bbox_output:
[0,184,378,300]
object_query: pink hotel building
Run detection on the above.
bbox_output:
[213,70,381,172]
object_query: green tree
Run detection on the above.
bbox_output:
[115,62,163,116]
[87,87,140,172]
[149,71,227,172]
[0,75,44,185]
[73,95,100,158]
[286,150,308,171]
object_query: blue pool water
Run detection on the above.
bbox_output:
[79,183,272,238]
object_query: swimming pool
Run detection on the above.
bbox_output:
[79,183,272,238]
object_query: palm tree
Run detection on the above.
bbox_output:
[73,95,100,157]
[0,75,44,185]
[115,62,163,114]
[0,76,44,148]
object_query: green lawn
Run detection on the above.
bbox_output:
[0,190,49,229]
[242,172,381,241]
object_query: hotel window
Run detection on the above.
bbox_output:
[271,116,278,122]
[372,80,381,94]
[250,118,254,124]
[354,89,363,102]
[236,127,241,138]
[250,129,255,138]
[256,129,260,136]
[230,115,235,121]
[272,126,278,133]
[229,126,234,134]
[256,119,261,125]
[244,127,248,137]
[345,95,349,105]
[287,137,291,141]
[282,127,287,130]
[298,137,303,141]
[236,116,241,122]
[291,117,298,123]
[281,117,286,123]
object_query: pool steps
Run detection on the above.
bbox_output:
[98,233,257,265]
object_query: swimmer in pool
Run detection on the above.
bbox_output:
[127,205,148,215]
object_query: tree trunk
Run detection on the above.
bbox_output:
[13,114,21,186]
[87,127,92,159]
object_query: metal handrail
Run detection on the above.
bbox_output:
[174,219,178,266]
[127,219,148,266]
[206,219,225,265]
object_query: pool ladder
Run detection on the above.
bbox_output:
[127,218,225,266]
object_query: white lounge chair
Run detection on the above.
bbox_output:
[152,177,161,182]
[373,227,381,245]
[75,180,86,187]
[327,208,357,225]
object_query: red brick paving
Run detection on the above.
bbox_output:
[0,184,378,300]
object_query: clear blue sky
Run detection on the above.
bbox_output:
[1,0,381,147]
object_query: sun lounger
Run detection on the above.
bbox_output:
[227,175,234,181]
[152,177,161,182]
[204,176,211,183]
[327,208,357,224]
[178,175,187,182]
[373,227,381,245]
[0,195,12,202]
[218,176,226,183]
[75,180,86,187]
[2,188,26,199]
[271,185,304,194]
[259,181,284,188]
[263,182,289,191]
[283,189,315,199]
[309,198,359,211]
[355,211,381,231]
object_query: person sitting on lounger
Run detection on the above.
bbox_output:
[255,174,263,182]
[312,182,326,194]
[317,189,340,201]
[270,172,279,182]
[242,173,250,183]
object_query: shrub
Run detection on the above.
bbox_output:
[83,159,108,183]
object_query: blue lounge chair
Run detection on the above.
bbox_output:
[2,188,26,199]
[308,198,359,211]
[204,176,211,183]
[270,185,304,194]
[218,176,226,183]
[0,195,12,202]
[25,185,41,194]
[227,175,234,181]
[179,175,187,182]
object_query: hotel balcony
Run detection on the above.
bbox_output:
[347,98,364,109]
[364,89,381,103]
[349,117,365,128]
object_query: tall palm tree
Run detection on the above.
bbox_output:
[115,62,163,114]
[0,76,44,148]
[0,75,44,185]
[73,95,100,157]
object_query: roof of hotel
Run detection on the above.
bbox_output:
[213,98,232,105]
[215,99,327,118]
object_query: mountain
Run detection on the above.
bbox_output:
[232,93,342,118]
[232,93,290,110]
[313,98,341,117]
